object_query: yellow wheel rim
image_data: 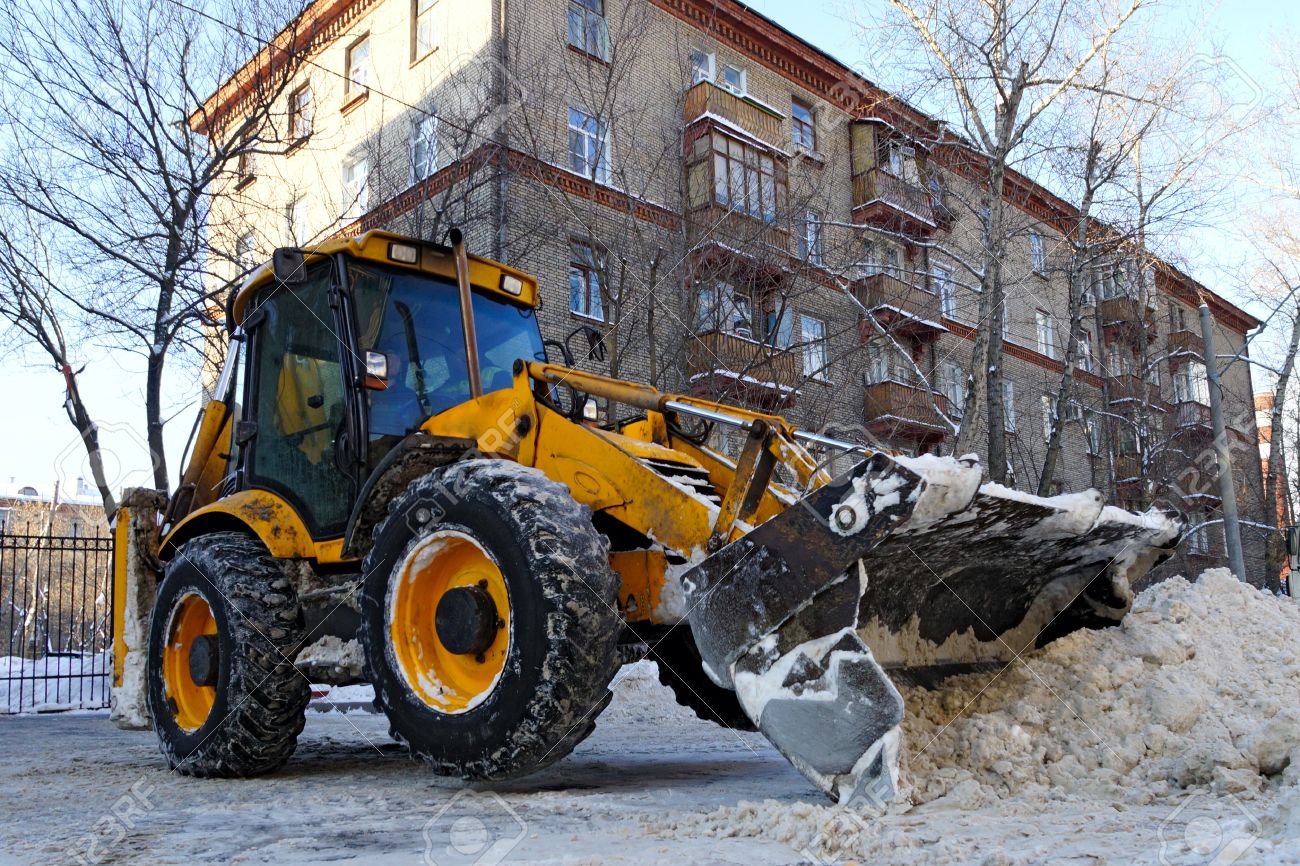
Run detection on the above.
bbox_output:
[389,531,511,714]
[162,592,217,732]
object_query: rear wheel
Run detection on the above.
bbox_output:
[361,459,621,779]
[146,532,309,777]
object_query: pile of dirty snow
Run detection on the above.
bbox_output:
[655,569,1300,862]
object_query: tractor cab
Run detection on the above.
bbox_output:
[168,231,544,542]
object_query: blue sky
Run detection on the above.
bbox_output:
[0,0,1291,499]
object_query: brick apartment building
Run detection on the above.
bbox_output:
[198,0,1273,582]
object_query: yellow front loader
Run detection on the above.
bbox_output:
[110,229,1181,801]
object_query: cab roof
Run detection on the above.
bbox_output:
[229,230,540,326]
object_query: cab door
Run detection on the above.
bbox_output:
[240,267,355,538]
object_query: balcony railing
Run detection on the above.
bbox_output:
[1167,329,1203,359]
[1107,373,1161,406]
[864,379,951,435]
[683,80,784,149]
[1113,454,1142,482]
[854,273,942,337]
[687,330,799,391]
[1172,400,1213,430]
[851,168,936,229]
[687,203,790,254]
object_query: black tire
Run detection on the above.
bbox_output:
[146,532,309,777]
[649,631,756,731]
[361,459,621,779]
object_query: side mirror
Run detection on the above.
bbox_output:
[272,247,308,285]
[584,326,607,362]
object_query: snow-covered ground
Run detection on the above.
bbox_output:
[0,651,112,713]
[1,569,1298,864]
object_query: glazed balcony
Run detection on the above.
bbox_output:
[853,273,944,340]
[687,330,800,399]
[683,80,784,149]
[863,379,951,441]
[1099,295,1157,346]
[851,168,937,236]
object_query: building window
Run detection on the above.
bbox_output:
[235,137,257,186]
[791,98,815,151]
[286,198,309,246]
[934,268,955,318]
[800,315,826,378]
[1174,361,1210,405]
[568,241,604,321]
[1029,230,1046,273]
[1079,331,1094,373]
[341,156,369,215]
[236,231,256,270]
[1002,380,1017,432]
[1188,521,1211,554]
[567,0,609,60]
[708,133,783,223]
[346,35,371,98]
[1118,425,1139,455]
[697,282,753,338]
[1146,361,1161,386]
[413,0,437,61]
[798,211,822,265]
[289,86,313,140]
[1041,394,1056,442]
[568,107,610,184]
[720,63,747,96]
[764,306,793,349]
[1036,311,1057,359]
[690,48,715,84]
[1106,343,1129,376]
[410,113,438,182]
[880,140,921,185]
[940,361,965,417]
[1085,413,1102,454]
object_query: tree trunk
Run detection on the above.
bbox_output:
[145,350,169,492]
[1264,301,1300,590]
[60,364,117,517]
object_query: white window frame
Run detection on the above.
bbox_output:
[569,240,605,321]
[236,231,256,270]
[410,113,439,183]
[800,314,826,378]
[690,48,715,84]
[289,85,313,140]
[940,361,965,418]
[791,98,816,152]
[567,0,610,61]
[934,267,955,319]
[1174,361,1210,405]
[798,211,823,266]
[413,0,438,61]
[720,63,747,96]
[1079,331,1094,373]
[1041,394,1056,442]
[1036,310,1057,359]
[1029,230,1046,273]
[1002,380,1017,432]
[286,198,309,247]
[341,155,369,215]
[697,282,752,339]
[346,35,371,97]
[567,106,611,185]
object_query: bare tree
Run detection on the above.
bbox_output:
[0,0,308,512]
[866,0,1145,482]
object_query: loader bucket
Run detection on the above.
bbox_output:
[682,452,1182,804]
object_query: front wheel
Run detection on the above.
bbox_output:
[146,532,309,777]
[361,459,621,780]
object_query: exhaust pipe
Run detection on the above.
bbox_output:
[449,227,482,399]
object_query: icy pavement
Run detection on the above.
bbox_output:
[3,570,1300,864]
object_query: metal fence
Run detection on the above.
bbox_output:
[1,527,114,713]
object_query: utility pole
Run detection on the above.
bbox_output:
[1199,301,1248,581]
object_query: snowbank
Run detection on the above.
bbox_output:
[656,570,1300,862]
[1,652,111,713]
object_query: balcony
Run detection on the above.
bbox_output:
[1107,373,1163,408]
[687,330,799,405]
[853,273,944,340]
[1113,454,1142,483]
[863,379,951,443]
[1167,329,1203,360]
[686,204,790,258]
[683,80,784,149]
[851,168,936,236]
[1099,295,1157,346]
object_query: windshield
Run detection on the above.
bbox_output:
[349,263,546,445]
